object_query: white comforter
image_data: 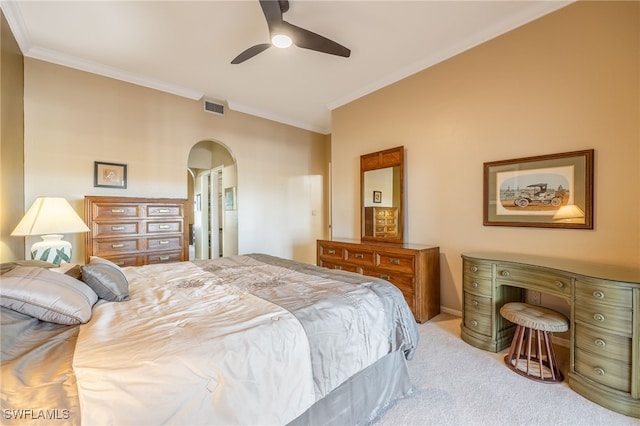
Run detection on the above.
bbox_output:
[73,261,317,425]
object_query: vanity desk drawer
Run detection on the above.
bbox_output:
[463,276,492,297]
[494,263,571,298]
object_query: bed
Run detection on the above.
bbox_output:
[1,253,419,425]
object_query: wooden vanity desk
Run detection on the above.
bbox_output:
[317,239,440,323]
[461,252,640,418]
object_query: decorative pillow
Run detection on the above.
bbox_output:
[0,267,98,325]
[81,257,130,302]
[1,260,58,275]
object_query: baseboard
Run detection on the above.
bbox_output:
[439,306,461,317]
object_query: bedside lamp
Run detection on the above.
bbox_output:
[11,197,90,265]
[553,204,585,223]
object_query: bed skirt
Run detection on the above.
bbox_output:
[288,350,412,426]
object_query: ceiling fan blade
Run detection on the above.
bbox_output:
[283,21,350,58]
[259,0,284,32]
[231,43,272,64]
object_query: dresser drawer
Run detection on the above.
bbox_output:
[363,269,414,295]
[145,251,184,264]
[93,204,141,219]
[464,292,492,317]
[463,276,492,297]
[376,252,415,274]
[463,259,492,279]
[494,264,571,297]
[147,205,183,217]
[148,236,183,251]
[575,303,633,336]
[320,260,359,273]
[93,238,141,256]
[103,255,143,267]
[463,311,492,338]
[318,244,345,261]
[146,221,182,234]
[94,222,140,237]
[345,247,375,266]
[575,348,631,392]
[575,278,633,309]
[575,324,631,364]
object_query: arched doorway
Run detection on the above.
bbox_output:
[187,140,238,260]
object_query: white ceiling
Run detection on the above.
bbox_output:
[2,0,571,134]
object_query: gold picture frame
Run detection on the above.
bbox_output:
[483,149,594,229]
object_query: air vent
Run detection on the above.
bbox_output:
[203,99,225,116]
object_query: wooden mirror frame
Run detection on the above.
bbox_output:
[360,146,405,244]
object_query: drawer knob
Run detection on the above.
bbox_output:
[593,313,606,322]
[159,240,169,245]
[380,274,390,280]
[159,256,170,261]
[327,249,336,255]
[112,243,125,248]
[592,290,605,299]
[390,258,400,265]
[114,260,125,266]
[472,300,479,308]
[471,320,478,327]
[471,266,478,273]
[554,280,564,288]
[111,226,125,231]
[111,208,125,213]
[593,367,605,376]
[158,209,170,213]
[471,282,479,289]
[594,338,606,347]
[500,270,510,277]
[355,253,364,259]
[159,225,170,229]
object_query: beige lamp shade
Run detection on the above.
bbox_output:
[11,197,89,264]
[553,204,585,222]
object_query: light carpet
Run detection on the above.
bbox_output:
[374,313,639,426]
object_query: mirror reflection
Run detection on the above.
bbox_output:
[361,146,404,243]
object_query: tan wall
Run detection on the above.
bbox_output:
[0,10,24,262]
[21,58,328,264]
[331,1,640,313]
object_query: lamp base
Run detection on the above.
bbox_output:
[30,235,72,265]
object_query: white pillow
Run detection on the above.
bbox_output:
[0,267,98,325]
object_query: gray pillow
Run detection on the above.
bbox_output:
[1,259,58,275]
[0,266,98,325]
[81,258,130,302]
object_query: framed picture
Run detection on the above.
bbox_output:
[94,161,127,189]
[373,190,382,203]
[224,187,236,211]
[483,149,594,229]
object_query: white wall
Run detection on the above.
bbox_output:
[330,1,639,313]
[22,58,328,264]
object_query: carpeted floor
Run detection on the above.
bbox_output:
[374,313,639,426]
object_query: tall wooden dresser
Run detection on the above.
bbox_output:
[364,207,398,238]
[84,196,189,266]
[317,239,440,323]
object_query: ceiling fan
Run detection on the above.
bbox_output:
[231,0,351,64]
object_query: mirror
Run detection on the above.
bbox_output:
[361,146,404,243]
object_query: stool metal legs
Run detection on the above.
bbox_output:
[504,324,563,383]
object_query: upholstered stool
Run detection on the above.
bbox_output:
[499,302,569,383]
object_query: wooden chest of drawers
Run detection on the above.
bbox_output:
[461,252,640,418]
[84,196,188,266]
[317,239,440,323]
[363,207,398,238]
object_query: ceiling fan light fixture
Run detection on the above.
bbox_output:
[272,34,292,48]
